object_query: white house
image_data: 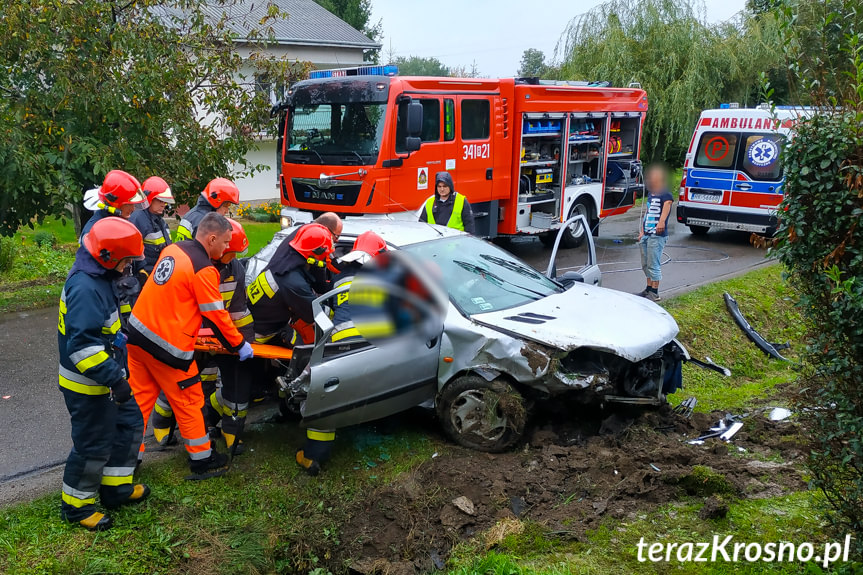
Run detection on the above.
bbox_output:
[220,0,380,202]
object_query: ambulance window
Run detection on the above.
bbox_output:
[694,131,739,169]
[739,133,784,181]
[396,98,441,152]
[444,99,455,141]
[461,99,490,140]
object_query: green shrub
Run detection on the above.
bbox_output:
[32,230,57,247]
[0,236,16,272]
[775,111,863,553]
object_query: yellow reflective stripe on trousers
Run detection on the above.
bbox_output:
[331,326,361,341]
[62,483,97,507]
[307,429,336,442]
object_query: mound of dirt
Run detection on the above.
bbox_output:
[332,404,806,574]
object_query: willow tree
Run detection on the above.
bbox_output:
[0,0,310,236]
[557,0,783,163]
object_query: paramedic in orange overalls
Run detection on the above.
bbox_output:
[127,212,254,478]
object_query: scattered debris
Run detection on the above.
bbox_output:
[768,407,792,421]
[724,292,791,361]
[688,413,744,444]
[719,422,743,442]
[2,395,10,400]
[688,356,732,376]
[699,495,729,520]
[510,496,526,517]
[592,500,608,515]
[650,464,661,472]
[452,496,476,516]
[673,397,697,418]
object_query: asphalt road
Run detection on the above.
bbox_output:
[0,210,772,502]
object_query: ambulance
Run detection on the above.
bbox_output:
[676,104,812,236]
[273,65,648,247]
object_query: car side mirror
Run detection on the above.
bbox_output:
[407,101,423,137]
[405,136,421,152]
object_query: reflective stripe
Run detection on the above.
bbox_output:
[185,435,210,447]
[102,318,121,335]
[255,333,276,343]
[232,311,253,328]
[188,449,212,460]
[58,365,109,395]
[154,402,173,417]
[62,483,96,507]
[199,301,224,312]
[307,429,336,442]
[355,320,394,338]
[221,291,235,303]
[101,466,134,486]
[69,345,107,367]
[143,232,167,245]
[215,389,248,416]
[331,326,361,342]
[129,314,194,362]
[100,475,133,486]
[120,304,132,314]
[220,281,237,292]
[176,221,193,240]
[73,350,109,373]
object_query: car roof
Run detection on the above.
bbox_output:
[277,218,466,248]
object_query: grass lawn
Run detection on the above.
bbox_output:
[1,265,853,574]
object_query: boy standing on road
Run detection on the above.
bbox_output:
[637,164,674,302]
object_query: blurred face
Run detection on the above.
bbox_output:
[119,204,136,219]
[204,229,232,260]
[114,257,133,273]
[219,251,237,264]
[216,202,234,216]
[331,220,343,241]
[646,169,668,193]
[436,181,451,199]
[148,198,167,215]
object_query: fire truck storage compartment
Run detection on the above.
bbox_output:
[603,113,642,209]
[567,113,606,184]
[519,112,565,231]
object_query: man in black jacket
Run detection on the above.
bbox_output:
[130,176,174,287]
[418,171,475,234]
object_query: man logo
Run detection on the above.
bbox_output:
[153,256,175,285]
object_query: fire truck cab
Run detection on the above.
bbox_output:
[275,65,648,247]
[677,104,813,236]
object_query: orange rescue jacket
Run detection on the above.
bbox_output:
[129,240,245,370]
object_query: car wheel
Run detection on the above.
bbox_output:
[558,200,592,248]
[688,224,710,236]
[437,375,526,452]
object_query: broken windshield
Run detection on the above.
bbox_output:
[286,102,387,166]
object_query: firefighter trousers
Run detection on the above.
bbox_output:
[127,345,213,465]
[60,388,144,521]
[203,355,251,449]
[150,355,220,446]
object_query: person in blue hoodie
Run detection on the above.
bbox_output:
[58,218,150,531]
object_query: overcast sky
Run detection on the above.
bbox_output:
[370,0,747,78]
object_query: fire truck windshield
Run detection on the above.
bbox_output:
[286,102,387,166]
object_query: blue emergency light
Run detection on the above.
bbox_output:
[309,65,398,79]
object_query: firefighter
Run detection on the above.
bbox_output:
[294,231,388,476]
[175,177,240,241]
[127,213,254,478]
[80,170,147,242]
[418,171,475,234]
[130,176,175,287]
[247,223,334,347]
[58,218,149,531]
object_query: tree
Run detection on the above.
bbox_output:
[390,56,451,77]
[314,0,382,61]
[0,0,310,236]
[517,49,548,78]
[450,60,482,78]
[558,0,783,163]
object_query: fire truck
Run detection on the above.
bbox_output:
[274,65,647,247]
[677,104,813,236]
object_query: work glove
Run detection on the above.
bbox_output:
[114,275,141,300]
[112,379,133,404]
[238,341,254,362]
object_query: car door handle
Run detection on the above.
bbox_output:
[324,377,339,390]
[735,183,752,191]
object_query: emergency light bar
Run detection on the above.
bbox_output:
[309,65,398,79]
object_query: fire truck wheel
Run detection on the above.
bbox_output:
[558,200,593,248]
[688,225,710,236]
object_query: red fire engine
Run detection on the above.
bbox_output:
[274,65,647,247]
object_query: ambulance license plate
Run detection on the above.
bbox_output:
[689,190,722,203]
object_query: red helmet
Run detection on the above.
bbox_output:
[225,218,249,256]
[141,176,175,204]
[99,170,146,208]
[289,223,334,265]
[203,177,240,208]
[353,231,387,256]
[83,218,144,269]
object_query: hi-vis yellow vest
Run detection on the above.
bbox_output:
[425,193,465,231]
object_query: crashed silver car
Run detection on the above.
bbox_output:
[245,216,688,452]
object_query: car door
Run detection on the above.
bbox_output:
[300,281,445,431]
[545,214,601,286]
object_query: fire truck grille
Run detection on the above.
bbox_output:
[291,179,362,206]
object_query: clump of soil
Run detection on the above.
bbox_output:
[330,404,806,574]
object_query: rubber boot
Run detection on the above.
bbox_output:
[102,484,151,509]
[187,449,229,480]
[295,450,321,476]
[223,432,245,456]
[62,509,113,531]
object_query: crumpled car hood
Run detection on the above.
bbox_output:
[471,283,679,362]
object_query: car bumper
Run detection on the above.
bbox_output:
[676,204,777,234]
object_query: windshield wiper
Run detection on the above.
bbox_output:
[453,260,548,300]
[480,254,544,281]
